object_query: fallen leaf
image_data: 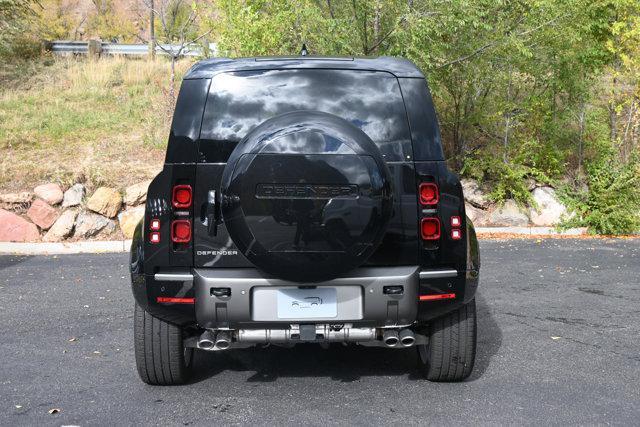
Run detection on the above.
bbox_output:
[15,405,22,409]
[48,408,60,414]
[68,337,77,342]
[93,351,101,355]
[551,336,561,340]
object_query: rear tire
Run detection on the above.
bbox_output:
[134,304,193,385]
[417,299,477,382]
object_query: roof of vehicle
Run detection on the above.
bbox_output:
[183,56,426,79]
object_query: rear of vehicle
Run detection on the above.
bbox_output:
[130,57,480,385]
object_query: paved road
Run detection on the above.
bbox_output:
[1,239,639,425]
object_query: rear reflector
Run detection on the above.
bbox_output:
[419,293,456,301]
[421,217,441,240]
[157,297,195,304]
[451,216,461,227]
[150,218,161,231]
[451,229,462,240]
[419,183,439,205]
[171,219,192,243]
[149,232,160,244]
[172,185,192,209]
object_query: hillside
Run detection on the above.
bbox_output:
[0,55,192,193]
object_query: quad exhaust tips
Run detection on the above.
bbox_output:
[197,330,231,351]
[196,327,417,350]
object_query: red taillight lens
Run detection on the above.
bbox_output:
[451,216,461,227]
[421,217,441,240]
[172,185,192,209]
[171,220,191,243]
[419,183,439,205]
[451,228,462,240]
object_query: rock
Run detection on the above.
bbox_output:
[86,187,122,218]
[0,209,40,242]
[118,206,145,238]
[74,212,116,238]
[62,184,85,207]
[529,187,568,226]
[26,199,59,230]
[124,180,151,206]
[461,179,490,208]
[487,199,529,226]
[0,192,32,205]
[43,210,78,242]
[465,203,489,226]
[34,183,63,205]
[525,178,540,191]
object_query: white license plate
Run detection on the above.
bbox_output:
[276,288,337,319]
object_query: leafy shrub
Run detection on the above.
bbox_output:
[560,157,640,234]
[461,154,533,206]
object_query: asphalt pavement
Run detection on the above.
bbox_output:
[1,239,639,425]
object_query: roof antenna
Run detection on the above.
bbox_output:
[300,43,308,56]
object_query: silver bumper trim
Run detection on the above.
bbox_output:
[419,269,458,279]
[154,273,194,282]
[156,269,458,282]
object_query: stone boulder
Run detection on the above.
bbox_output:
[0,192,32,205]
[0,209,40,242]
[465,203,489,226]
[26,199,59,230]
[62,184,85,207]
[43,210,78,242]
[74,212,116,238]
[86,187,122,218]
[34,183,63,205]
[461,179,490,208]
[487,199,529,226]
[124,180,151,206]
[529,186,568,226]
[118,206,145,238]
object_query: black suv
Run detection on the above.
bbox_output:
[130,56,480,385]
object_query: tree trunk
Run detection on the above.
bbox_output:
[148,0,155,59]
[170,56,176,104]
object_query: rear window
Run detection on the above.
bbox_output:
[198,69,413,162]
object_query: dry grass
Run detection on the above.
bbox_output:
[0,55,193,193]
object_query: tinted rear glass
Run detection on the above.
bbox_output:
[198,69,412,162]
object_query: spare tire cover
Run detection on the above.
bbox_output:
[220,111,393,282]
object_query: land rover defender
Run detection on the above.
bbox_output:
[130,56,480,385]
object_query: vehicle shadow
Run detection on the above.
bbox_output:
[189,292,502,384]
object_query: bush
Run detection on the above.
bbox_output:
[560,158,640,234]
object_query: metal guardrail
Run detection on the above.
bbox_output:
[48,41,217,57]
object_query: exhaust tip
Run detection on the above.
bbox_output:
[399,329,415,347]
[214,331,232,351]
[214,340,230,350]
[197,330,218,350]
[198,339,215,350]
[382,330,399,347]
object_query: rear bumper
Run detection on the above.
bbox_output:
[146,266,463,329]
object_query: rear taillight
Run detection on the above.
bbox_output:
[419,183,439,205]
[172,185,192,209]
[171,219,192,243]
[421,217,441,240]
